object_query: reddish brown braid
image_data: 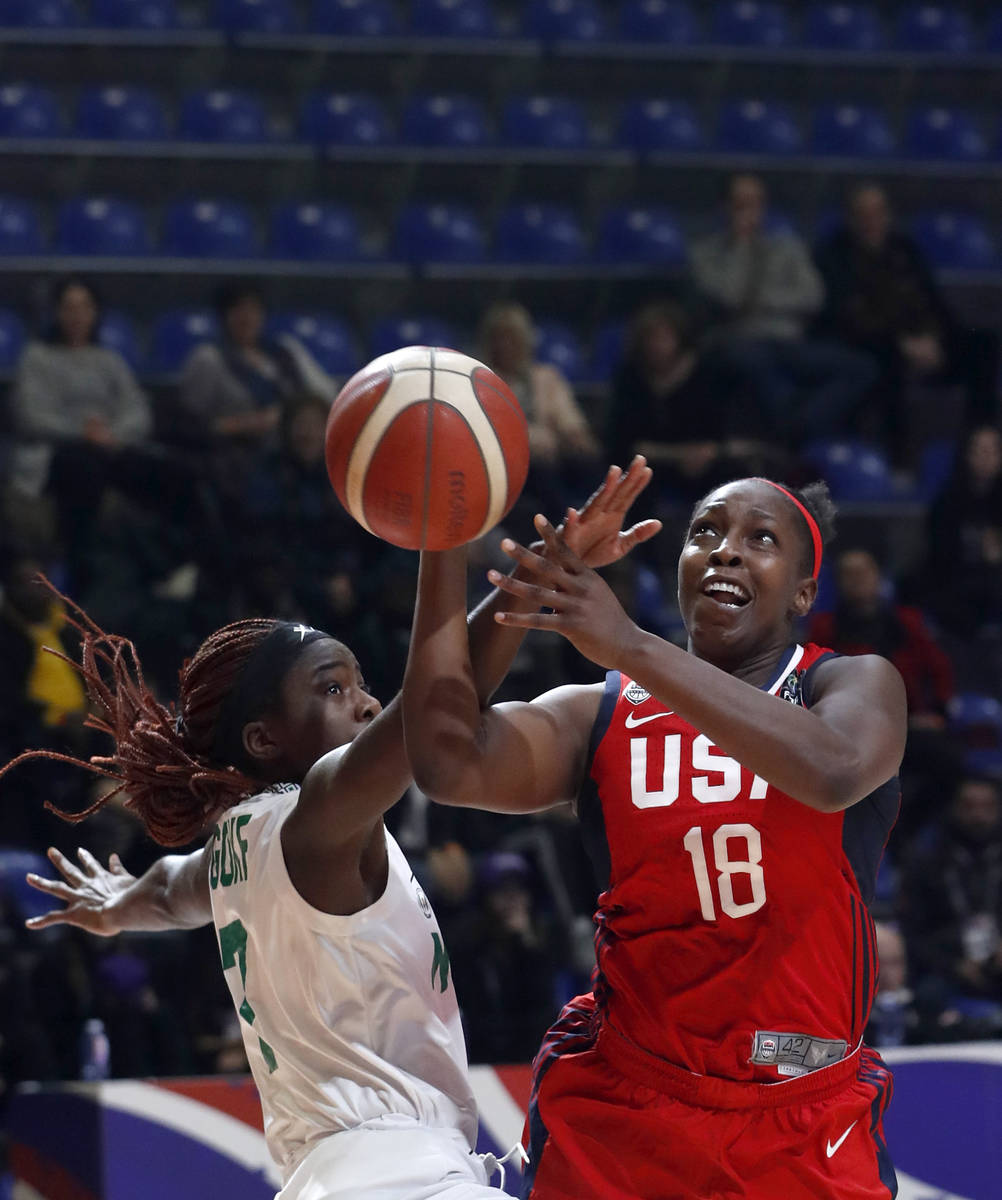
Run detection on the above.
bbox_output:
[0,580,278,847]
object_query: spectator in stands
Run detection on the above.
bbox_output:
[605,298,779,506]
[177,282,336,509]
[814,183,1000,454]
[809,547,954,722]
[809,546,959,839]
[8,276,154,587]
[902,777,1002,1026]
[446,850,566,1064]
[924,425,1002,640]
[478,301,600,514]
[690,173,876,448]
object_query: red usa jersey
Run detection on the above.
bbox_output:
[577,643,899,1084]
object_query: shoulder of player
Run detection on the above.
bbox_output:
[808,652,904,703]
[528,681,604,723]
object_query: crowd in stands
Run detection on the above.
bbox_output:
[1,171,1002,1094]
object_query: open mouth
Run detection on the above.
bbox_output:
[701,580,751,608]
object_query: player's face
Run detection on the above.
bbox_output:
[272,637,381,778]
[678,480,816,669]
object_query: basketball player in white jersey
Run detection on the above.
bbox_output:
[12,461,660,1200]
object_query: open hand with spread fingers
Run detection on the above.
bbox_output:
[25,846,136,936]
[490,514,642,669]
[557,455,662,569]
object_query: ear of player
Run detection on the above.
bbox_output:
[325,344,530,550]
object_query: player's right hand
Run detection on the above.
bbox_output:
[25,846,136,937]
[558,455,662,569]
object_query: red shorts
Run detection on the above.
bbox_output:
[522,995,896,1200]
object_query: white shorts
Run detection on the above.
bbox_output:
[277,1126,502,1200]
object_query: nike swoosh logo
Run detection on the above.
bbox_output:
[624,710,674,729]
[826,1121,857,1158]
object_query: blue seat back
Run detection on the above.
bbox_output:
[392,203,486,262]
[805,438,897,501]
[523,0,605,41]
[597,205,685,264]
[411,0,497,37]
[896,4,975,53]
[805,2,883,50]
[619,98,703,152]
[76,86,169,141]
[713,0,791,46]
[590,320,626,381]
[620,0,698,44]
[300,92,392,144]
[0,84,62,138]
[401,94,490,147]
[502,96,590,150]
[906,107,987,161]
[164,199,257,258]
[310,0,401,34]
[180,89,269,143]
[270,202,361,261]
[92,0,181,28]
[494,203,586,264]
[0,309,25,367]
[535,320,585,382]
[149,309,220,371]
[0,196,43,254]
[269,312,359,376]
[912,211,996,271]
[718,98,802,154]
[217,0,297,32]
[57,196,150,256]
[812,103,894,157]
[98,310,141,369]
[370,315,459,357]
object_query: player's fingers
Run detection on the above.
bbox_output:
[47,846,85,885]
[25,874,76,901]
[109,853,129,876]
[625,519,663,548]
[493,609,566,631]
[611,459,653,510]
[576,466,618,516]
[77,847,101,876]
[533,514,581,564]
[487,569,563,607]
[25,910,71,930]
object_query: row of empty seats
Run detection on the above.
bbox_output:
[0,196,996,270]
[8,0,1002,57]
[7,87,1002,165]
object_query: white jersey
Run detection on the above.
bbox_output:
[206,787,478,1183]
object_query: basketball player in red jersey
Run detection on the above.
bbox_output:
[402,476,906,1199]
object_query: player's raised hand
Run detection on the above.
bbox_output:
[491,515,640,669]
[25,846,136,936]
[553,456,662,569]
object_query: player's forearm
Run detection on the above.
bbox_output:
[404,550,493,803]
[110,853,211,932]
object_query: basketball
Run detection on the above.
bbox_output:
[324,345,530,550]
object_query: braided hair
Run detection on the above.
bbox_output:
[0,582,278,847]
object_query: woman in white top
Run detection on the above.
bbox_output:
[6,461,659,1200]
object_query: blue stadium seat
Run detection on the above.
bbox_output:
[812,103,894,158]
[535,320,584,382]
[76,86,169,141]
[369,315,459,357]
[0,309,25,368]
[912,211,996,270]
[270,202,362,261]
[713,0,790,47]
[0,848,56,924]
[717,98,802,155]
[92,0,181,29]
[180,89,269,143]
[494,203,586,264]
[590,320,625,381]
[57,196,150,256]
[6,0,82,27]
[915,437,956,502]
[804,439,896,501]
[164,199,257,258]
[619,0,698,44]
[805,2,883,51]
[523,0,605,41]
[906,107,987,161]
[0,84,61,139]
[947,692,1002,774]
[502,97,590,150]
[411,0,497,37]
[300,92,392,145]
[987,12,1002,53]
[401,95,490,147]
[597,205,685,265]
[216,0,297,33]
[392,202,485,262]
[269,312,359,376]
[98,310,141,369]
[310,0,401,34]
[149,309,220,371]
[0,196,43,254]
[896,5,975,53]
[619,98,704,152]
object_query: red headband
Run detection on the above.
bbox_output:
[756,479,823,579]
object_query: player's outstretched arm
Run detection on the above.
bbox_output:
[489,519,907,813]
[25,845,211,936]
[403,544,599,815]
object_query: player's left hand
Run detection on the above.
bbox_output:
[555,456,662,570]
[491,515,640,669]
[25,846,136,936]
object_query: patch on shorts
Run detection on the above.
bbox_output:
[750,1031,847,1072]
